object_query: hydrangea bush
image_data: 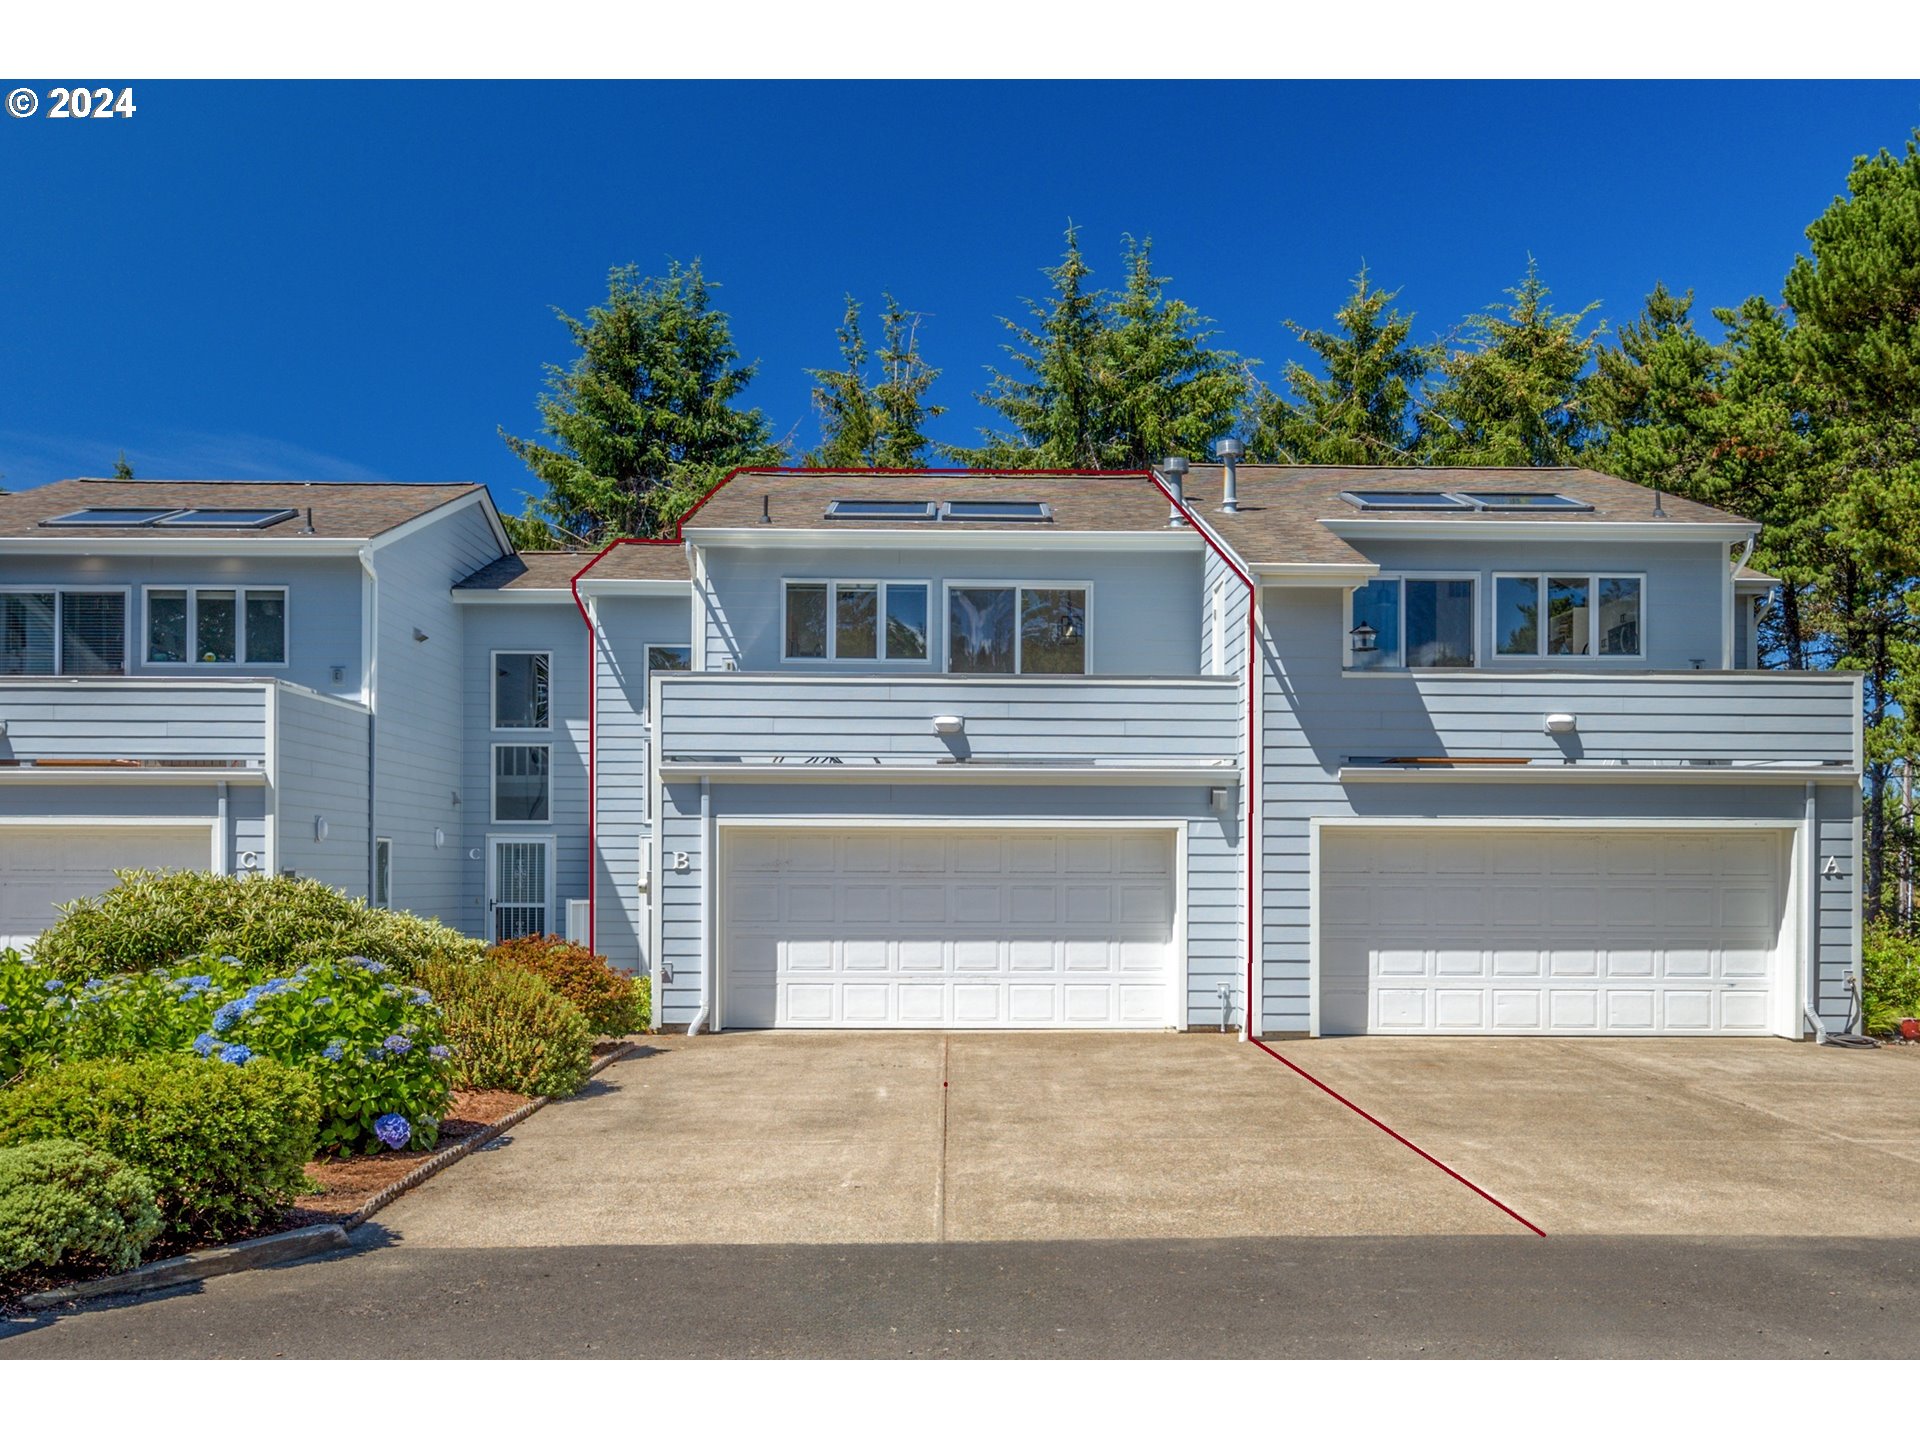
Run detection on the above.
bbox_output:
[0,950,451,1155]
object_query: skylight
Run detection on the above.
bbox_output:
[940,500,1053,523]
[823,500,937,520]
[41,508,184,527]
[1456,492,1593,511]
[153,508,299,529]
[1341,491,1476,511]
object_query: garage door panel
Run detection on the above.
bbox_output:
[1323,827,1787,1037]
[726,828,1177,1030]
[0,825,211,951]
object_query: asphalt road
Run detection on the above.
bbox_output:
[7,1228,1920,1358]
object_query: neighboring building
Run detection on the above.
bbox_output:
[0,466,1863,1041]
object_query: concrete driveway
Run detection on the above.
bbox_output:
[370,1031,1920,1247]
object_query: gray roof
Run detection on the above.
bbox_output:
[0,478,484,540]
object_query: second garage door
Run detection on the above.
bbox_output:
[719,827,1178,1029]
[0,824,212,953]
[1319,826,1791,1036]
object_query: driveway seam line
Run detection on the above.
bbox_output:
[937,1036,950,1243]
[1249,1038,1546,1237]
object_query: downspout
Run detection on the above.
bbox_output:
[358,546,379,898]
[569,553,611,955]
[1151,465,1259,1042]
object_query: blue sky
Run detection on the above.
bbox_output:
[2,80,1917,517]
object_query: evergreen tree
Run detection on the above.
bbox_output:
[1583,283,1723,496]
[804,294,943,468]
[1417,260,1604,466]
[501,261,782,542]
[962,226,1106,468]
[1245,267,1427,464]
[111,452,134,480]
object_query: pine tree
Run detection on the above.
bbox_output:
[1417,260,1604,466]
[804,294,943,468]
[1583,283,1723,496]
[500,261,783,542]
[112,453,134,480]
[1245,267,1427,464]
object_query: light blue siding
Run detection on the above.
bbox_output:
[590,593,693,970]
[0,780,267,880]
[274,686,372,894]
[460,603,591,941]
[0,679,269,764]
[0,554,364,699]
[368,501,504,924]
[1257,580,1863,1035]
[697,543,1206,674]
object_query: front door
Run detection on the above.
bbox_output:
[489,837,550,941]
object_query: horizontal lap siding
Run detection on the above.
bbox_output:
[653,782,1241,1029]
[0,683,269,763]
[273,687,371,893]
[592,595,692,971]
[0,779,266,879]
[1259,583,1863,1036]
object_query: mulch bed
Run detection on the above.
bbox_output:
[289,1088,528,1222]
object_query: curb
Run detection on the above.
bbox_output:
[19,1224,351,1311]
[341,1040,639,1230]
[13,1040,643,1312]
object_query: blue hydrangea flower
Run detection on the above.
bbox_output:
[383,1034,412,1056]
[193,1032,219,1057]
[380,983,399,996]
[218,954,239,966]
[313,995,335,1008]
[42,979,64,993]
[218,1044,253,1066]
[428,1045,451,1060]
[180,974,212,990]
[373,1113,411,1150]
[0,1003,10,1014]
[84,978,107,992]
[322,1041,344,1061]
[409,988,431,1006]
[211,1000,245,1033]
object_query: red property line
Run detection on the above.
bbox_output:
[1249,1038,1547,1237]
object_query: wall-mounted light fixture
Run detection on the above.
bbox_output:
[413,627,430,643]
[433,828,445,849]
[1349,622,1378,654]
[314,816,328,842]
[1209,786,1234,815]
[1543,713,1578,736]
[931,715,965,736]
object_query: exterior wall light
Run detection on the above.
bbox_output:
[314,815,329,842]
[1544,713,1578,735]
[1349,622,1378,654]
[931,715,965,736]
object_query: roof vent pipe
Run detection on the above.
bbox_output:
[1161,457,1189,527]
[1214,437,1244,513]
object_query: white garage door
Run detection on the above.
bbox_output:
[1320,827,1789,1036]
[721,827,1178,1029]
[0,824,212,952]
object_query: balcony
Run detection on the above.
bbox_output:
[0,678,367,776]
[653,673,1243,783]
[1320,670,1861,781]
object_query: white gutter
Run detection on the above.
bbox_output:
[359,545,380,898]
[685,526,1200,552]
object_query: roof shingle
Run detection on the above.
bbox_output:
[0,478,484,540]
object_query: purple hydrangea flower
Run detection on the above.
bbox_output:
[382,1034,412,1056]
[428,1045,451,1060]
[42,978,64,993]
[193,1032,218,1057]
[373,1113,411,1150]
[322,1041,345,1061]
[409,988,431,1006]
[218,1044,253,1066]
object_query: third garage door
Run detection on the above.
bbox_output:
[720,827,1178,1029]
[1319,826,1790,1036]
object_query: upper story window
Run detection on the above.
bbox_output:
[493,651,550,729]
[1494,574,1643,658]
[948,584,1087,675]
[1346,576,1475,670]
[784,580,930,662]
[492,744,550,823]
[1,589,127,676]
[145,586,286,666]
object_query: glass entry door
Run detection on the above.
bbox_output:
[489,837,550,941]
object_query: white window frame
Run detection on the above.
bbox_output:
[781,578,935,664]
[941,579,1094,676]
[373,836,393,910]
[1341,573,1480,673]
[643,641,694,694]
[1210,581,1226,676]
[491,649,553,731]
[140,584,289,669]
[0,585,133,677]
[490,742,554,825]
[1489,571,1647,662]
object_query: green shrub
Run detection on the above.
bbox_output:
[1,952,250,1083]
[418,958,591,1098]
[31,870,483,983]
[485,934,649,1036]
[1863,923,1920,1034]
[0,948,71,1083]
[0,1139,162,1278]
[0,1057,319,1242]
